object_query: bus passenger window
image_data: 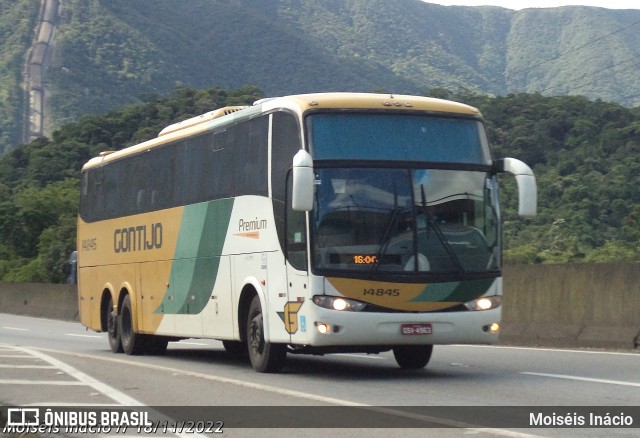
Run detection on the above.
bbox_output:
[137,190,147,212]
[286,173,307,271]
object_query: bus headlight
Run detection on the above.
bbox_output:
[464,295,501,311]
[313,296,367,312]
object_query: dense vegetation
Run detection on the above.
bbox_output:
[0,86,264,283]
[2,0,640,154]
[0,86,638,282]
[465,92,640,264]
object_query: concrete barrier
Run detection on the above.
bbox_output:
[501,263,640,349]
[0,282,78,321]
[1,263,639,349]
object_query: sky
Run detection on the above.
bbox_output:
[426,1,638,10]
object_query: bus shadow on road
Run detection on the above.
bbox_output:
[283,354,467,380]
[161,346,471,381]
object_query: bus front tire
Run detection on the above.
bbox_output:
[246,296,286,373]
[393,345,433,369]
[107,296,123,353]
[119,294,146,355]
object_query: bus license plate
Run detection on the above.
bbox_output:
[401,323,432,335]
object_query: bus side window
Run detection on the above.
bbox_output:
[137,189,147,212]
[151,190,164,209]
[286,172,307,271]
[272,111,303,257]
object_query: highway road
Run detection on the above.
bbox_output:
[0,313,638,437]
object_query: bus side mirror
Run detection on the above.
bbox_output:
[495,158,537,217]
[292,150,314,211]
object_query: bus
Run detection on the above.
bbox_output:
[77,93,536,373]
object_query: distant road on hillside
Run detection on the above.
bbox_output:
[22,0,61,144]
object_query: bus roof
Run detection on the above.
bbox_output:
[82,92,482,171]
[261,92,482,116]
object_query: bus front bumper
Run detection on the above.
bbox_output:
[290,304,501,347]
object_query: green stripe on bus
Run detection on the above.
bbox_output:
[156,198,234,315]
[410,277,495,303]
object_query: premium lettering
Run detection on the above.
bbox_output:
[238,217,267,232]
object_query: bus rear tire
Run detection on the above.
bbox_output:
[107,296,123,353]
[119,294,146,355]
[246,296,286,373]
[393,345,433,369]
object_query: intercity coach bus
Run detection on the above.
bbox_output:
[77,93,536,372]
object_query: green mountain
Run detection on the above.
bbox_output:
[1,0,640,155]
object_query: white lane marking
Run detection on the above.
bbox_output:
[466,429,547,438]
[50,350,369,406]
[66,333,102,338]
[13,346,145,406]
[7,346,206,438]
[459,344,640,357]
[23,403,120,407]
[176,341,209,346]
[521,372,640,387]
[2,326,29,331]
[42,348,546,437]
[0,364,56,369]
[0,354,33,358]
[335,353,385,360]
[0,379,86,385]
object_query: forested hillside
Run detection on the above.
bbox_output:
[2,0,640,154]
[0,87,638,283]
[463,92,640,264]
[0,86,264,282]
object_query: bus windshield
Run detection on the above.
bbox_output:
[308,112,491,164]
[311,168,500,276]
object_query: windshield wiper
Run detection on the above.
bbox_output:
[371,205,403,273]
[371,181,404,273]
[419,185,465,274]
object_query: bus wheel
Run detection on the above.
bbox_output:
[222,340,247,358]
[119,294,146,355]
[107,297,123,353]
[393,345,433,369]
[246,296,286,373]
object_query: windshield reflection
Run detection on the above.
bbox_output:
[312,168,499,276]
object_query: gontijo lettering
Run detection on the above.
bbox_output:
[114,223,162,253]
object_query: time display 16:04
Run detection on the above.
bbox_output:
[353,255,378,264]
